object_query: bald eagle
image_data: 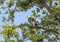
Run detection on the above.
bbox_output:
[28,16,38,27]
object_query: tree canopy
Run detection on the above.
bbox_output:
[0,0,60,42]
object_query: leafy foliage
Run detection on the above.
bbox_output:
[0,0,60,42]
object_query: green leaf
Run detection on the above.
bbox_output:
[58,0,60,4]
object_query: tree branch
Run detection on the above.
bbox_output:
[40,0,53,15]
[37,25,60,34]
[18,24,60,34]
[38,0,60,34]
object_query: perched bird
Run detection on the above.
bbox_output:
[27,15,38,27]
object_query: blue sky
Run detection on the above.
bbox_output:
[0,5,43,42]
[0,1,38,41]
